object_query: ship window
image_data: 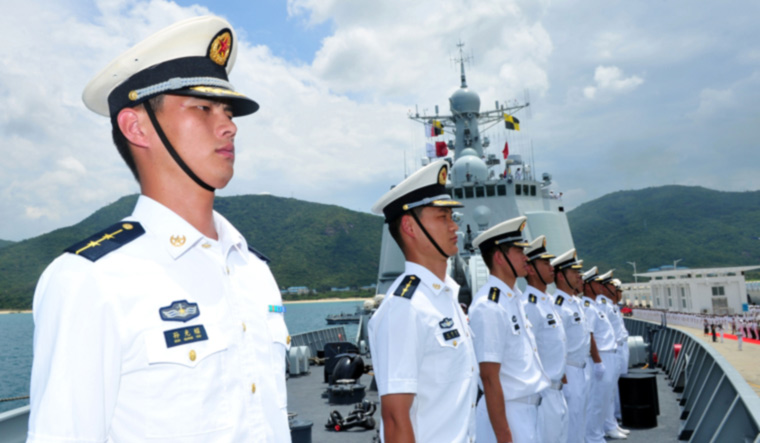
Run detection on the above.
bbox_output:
[530,186,536,196]
[515,185,522,196]
[454,187,463,199]
[475,186,485,198]
[712,286,725,296]
[497,184,507,196]
[464,187,474,199]
[523,185,529,195]
[486,184,496,197]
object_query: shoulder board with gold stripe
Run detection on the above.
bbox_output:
[555,295,564,306]
[528,294,537,304]
[393,275,420,299]
[487,287,500,303]
[248,245,271,264]
[64,222,145,262]
[584,300,591,307]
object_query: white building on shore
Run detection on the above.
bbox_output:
[624,265,760,315]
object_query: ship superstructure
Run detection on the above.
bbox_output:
[376,44,575,304]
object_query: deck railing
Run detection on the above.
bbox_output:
[625,318,760,443]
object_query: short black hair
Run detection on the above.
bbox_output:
[110,95,165,182]
[481,245,497,270]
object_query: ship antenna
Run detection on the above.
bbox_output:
[455,41,472,88]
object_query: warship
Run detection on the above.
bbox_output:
[376,43,574,304]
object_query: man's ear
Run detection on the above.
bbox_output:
[399,213,418,240]
[117,107,150,149]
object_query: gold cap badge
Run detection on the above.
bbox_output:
[209,30,232,66]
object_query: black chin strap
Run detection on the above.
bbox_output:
[497,245,518,279]
[531,261,547,287]
[562,268,578,294]
[409,210,449,259]
[144,100,215,192]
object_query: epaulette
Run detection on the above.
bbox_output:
[600,298,607,304]
[487,287,500,303]
[248,245,271,264]
[555,295,565,306]
[528,294,537,304]
[394,275,420,299]
[584,300,591,307]
[64,222,145,262]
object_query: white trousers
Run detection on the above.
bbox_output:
[537,386,568,442]
[476,395,541,443]
[585,352,617,443]
[563,365,588,443]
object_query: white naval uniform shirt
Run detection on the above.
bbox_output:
[597,295,626,345]
[581,296,617,352]
[368,262,479,442]
[28,196,291,443]
[554,290,591,367]
[469,276,550,400]
[523,286,567,383]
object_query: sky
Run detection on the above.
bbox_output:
[1,0,760,241]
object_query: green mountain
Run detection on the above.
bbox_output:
[3,185,759,309]
[0,239,14,250]
[0,194,383,309]
[567,185,760,283]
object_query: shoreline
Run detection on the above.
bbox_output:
[283,297,371,304]
[0,310,32,314]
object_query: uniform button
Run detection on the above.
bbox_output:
[242,322,247,332]
[226,266,230,275]
[453,340,458,347]
[251,383,256,394]
[189,350,197,361]
[287,335,292,345]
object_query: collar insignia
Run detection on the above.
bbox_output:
[170,235,186,247]
[159,300,200,322]
[433,283,441,290]
[439,317,454,329]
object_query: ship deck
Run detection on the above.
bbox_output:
[286,355,686,443]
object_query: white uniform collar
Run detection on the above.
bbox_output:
[132,195,248,261]
[524,284,551,302]
[404,261,459,296]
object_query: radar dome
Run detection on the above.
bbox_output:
[473,206,492,229]
[450,88,480,114]
[453,152,487,184]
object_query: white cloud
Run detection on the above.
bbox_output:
[583,65,644,99]
[690,88,735,119]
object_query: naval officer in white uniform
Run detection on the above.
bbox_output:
[581,267,620,443]
[522,236,569,443]
[28,16,291,442]
[368,159,479,442]
[551,249,592,443]
[469,216,550,443]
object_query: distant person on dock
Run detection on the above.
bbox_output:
[368,159,478,442]
[737,323,744,351]
[468,217,550,443]
[27,16,291,442]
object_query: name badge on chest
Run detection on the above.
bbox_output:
[164,325,208,348]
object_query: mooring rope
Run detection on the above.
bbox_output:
[0,395,29,403]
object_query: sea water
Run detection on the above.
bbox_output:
[0,300,364,414]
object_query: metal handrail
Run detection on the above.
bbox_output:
[625,318,760,442]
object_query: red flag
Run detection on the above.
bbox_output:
[435,141,448,157]
[502,141,509,159]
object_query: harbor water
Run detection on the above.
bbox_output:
[0,300,364,414]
